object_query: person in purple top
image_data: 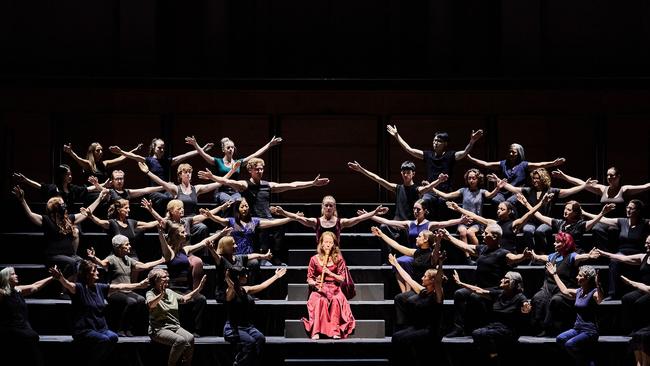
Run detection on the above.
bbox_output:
[387,123,483,220]
[546,263,604,366]
[50,260,148,366]
[466,143,565,203]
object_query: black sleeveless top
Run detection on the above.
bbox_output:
[243,180,272,219]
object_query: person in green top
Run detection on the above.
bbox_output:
[146,268,206,366]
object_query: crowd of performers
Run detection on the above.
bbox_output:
[2,126,650,366]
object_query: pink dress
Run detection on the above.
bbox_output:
[302,255,356,338]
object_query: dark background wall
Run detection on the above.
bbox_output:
[1,0,650,204]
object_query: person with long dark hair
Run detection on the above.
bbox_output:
[224,265,286,366]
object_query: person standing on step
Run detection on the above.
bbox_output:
[389,231,445,366]
[546,263,604,366]
[347,160,448,246]
[146,268,206,366]
[224,265,286,366]
[387,124,484,220]
[198,157,330,265]
[303,232,356,339]
[0,267,55,366]
[50,260,148,366]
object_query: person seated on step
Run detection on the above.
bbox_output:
[0,266,55,366]
[620,275,650,366]
[371,226,436,294]
[146,268,206,366]
[453,270,531,366]
[50,260,148,366]
[86,234,165,337]
[389,232,445,366]
[271,194,389,246]
[224,265,286,366]
[529,232,599,337]
[157,222,231,336]
[546,262,604,366]
[302,232,356,340]
[442,223,532,337]
[362,199,469,289]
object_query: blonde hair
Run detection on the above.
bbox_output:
[317,231,341,264]
[0,267,15,296]
[246,158,265,171]
[531,168,552,190]
[217,236,236,255]
[176,163,193,183]
[166,199,184,214]
[320,195,339,217]
[221,137,235,150]
[108,199,129,219]
[86,142,102,173]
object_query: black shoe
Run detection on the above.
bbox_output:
[125,330,134,337]
[118,331,127,337]
[536,331,547,337]
[444,327,465,338]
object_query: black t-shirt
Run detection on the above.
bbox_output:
[394,184,418,220]
[475,245,510,288]
[497,220,517,253]
[488,290,527,329]
[243,180,272,219]
[520,187,561,221]
[423,150,456,192]
[226,290,255,327]
[42,214,77,256]
[40,184,87,208]
[214,255,249,302]
[552,219,588,250]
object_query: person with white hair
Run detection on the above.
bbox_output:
[453,270,531,366]
[0,267,54,366]
[86,234,165,336]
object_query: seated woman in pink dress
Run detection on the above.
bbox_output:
[302,231,356,339]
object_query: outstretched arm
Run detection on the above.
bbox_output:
[551,169,603,196]
[245,267,287,295]
[487,173,522,194]
[258,217,294,229]
[197,168,248,192]
[386,124,423,160]
[358,209,410,230]
[185,136,216,165]
[527,158,566,170]
[585,203,616,231]
[109,145,147,164]
[180,275,207,303]
[465,154,499,169]
[445,201,492,226]
[429,187,461,201]
[621,182,650,197]
[371,226,416,257]
[513,193,553,231]
[63,143,92,171]
[594,249,644,265]
[347,161,396,192]
[270,206,317,228]
[270,175,330,193]
[138,162,177,194]
[621,276,650,295]
[418,173,449,195]
[388,253,424,294]
[13,186,42,226]
[49,266,76,294]
[558,178,598,199]
[546,262,576,299]
[452,269,490,297]
[440,229,477,256]
[242,136,283,163]
[103,143,143,169]
[12,172,41,190]
[15,275,54,296]
[454,129,484,160]
[340,205,389,228]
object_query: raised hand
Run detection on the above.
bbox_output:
[545,262,557,276]
[86,247,96,258]
[552,158,566,166]
[446,201,460,211]
[197,275,207,291]
[386,124,398,137]
[269,136,283,147]
[437,173,449,183]
[470,129,484,142]
[374,205,389,215]
[141,198,153,210]
[109,146,123,155]
[11,185,24,200]
[12,172,26,183]
[521,301,532,314]
[601,203,616,215]
[347,161,362,172]
[452,269,461,284]
[460,215,473,226]
[387,253,398,267]
[275,266,287,278]
[137,162,150,174]
[270,206,285,216]
[185,136,199,148]
[313,175,330,186]
[137,278,150,289]
[357,209,369,216]
[370,226,382,237]
[48,265,63,279]
[262,249,273,260]
[63,143,72,154]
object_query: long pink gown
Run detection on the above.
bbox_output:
[302,255,356,338]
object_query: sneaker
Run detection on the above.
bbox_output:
[444,327,465,338]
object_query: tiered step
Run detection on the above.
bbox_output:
[287,283,385,301]
[288,248,382,266]
[285,319,385,338]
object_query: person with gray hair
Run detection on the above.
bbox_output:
[146,268,207,366]
[0,267,54,366]
[466,143,566,204]
[443,223,532,337]
[453,270,531,366]
[86,234,165,336]
[546,262,604,366]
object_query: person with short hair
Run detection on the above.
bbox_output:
[146,268,206,366]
